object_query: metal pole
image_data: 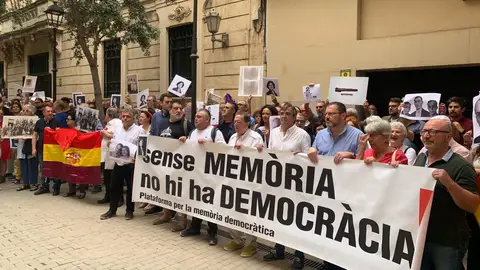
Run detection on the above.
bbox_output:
[52,27,57,101]
[190,0,198,120]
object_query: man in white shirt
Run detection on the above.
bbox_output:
[97,107,122,204]
[101,108,143,221]
[179,109,225,245]
[224,111,263,257]
[263,103,311,270]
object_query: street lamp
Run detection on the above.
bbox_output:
[44,1,65,101]
[204,9,229,51]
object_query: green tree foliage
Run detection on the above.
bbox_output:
[7,0,159,118]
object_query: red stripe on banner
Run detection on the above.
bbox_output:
[44,128,102,149]
[43,161,102,185]
[419,188,434,226]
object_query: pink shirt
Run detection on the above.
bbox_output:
[419,139,472,164]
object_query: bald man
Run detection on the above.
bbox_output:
[474,98,480,144]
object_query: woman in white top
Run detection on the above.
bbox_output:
[390,122,417,165]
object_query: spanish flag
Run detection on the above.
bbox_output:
[43,128,102,184]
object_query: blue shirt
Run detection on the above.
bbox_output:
[424,148,454,168]
[150,111,170,136]
[313,125,363,157]
[249,117,255,130]
[55,112,68,128]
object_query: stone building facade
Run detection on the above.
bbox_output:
[0,0,265,108]
[267,0,480,104]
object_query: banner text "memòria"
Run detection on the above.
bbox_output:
[204,152,335,199]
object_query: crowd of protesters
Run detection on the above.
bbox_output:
[0,90,478,270]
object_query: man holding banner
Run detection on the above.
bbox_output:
[262,103,311,270]
[223,111,264,257]
[308,101,363,270]
[180,108,225,245]
[414,117,479,270]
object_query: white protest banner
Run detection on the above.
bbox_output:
[328,76,369,105]
[133,137,436,270]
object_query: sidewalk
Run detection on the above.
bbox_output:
[0,182,321,270]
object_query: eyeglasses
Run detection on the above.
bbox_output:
[324,112,340,117]
[420,129,449,136]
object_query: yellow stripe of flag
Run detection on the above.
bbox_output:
[44,144,101,167]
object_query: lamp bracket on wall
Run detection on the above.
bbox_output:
[211,33,229,52]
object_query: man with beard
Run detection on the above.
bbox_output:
[447,97,472,145]
[150,93,172,136]
[306,101,363,270]
[33,98,44,119]
[147,101,194,220]
[382,97,402,122]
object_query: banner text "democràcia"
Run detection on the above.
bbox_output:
[132,138,436,270]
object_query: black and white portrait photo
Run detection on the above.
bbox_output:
[427,100,438,117]
[269,115,281,130]
[137,135,147,156]
[111,94,122,108]
[1,116,39,139]
[9,83,24,99]
[168,75,191,97]
[127,74,139,94]
[22,76,37,93]
[75,106,99,132]
[74,95,86,107]
[72,92,83,105]
[263,78,280,96]
[473,96,480,144]
[109,140,137,163]
[136,89,149,109]
[302,84,320,100]
[400,93,441,121]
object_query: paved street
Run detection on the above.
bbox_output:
[0,182,320,270]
